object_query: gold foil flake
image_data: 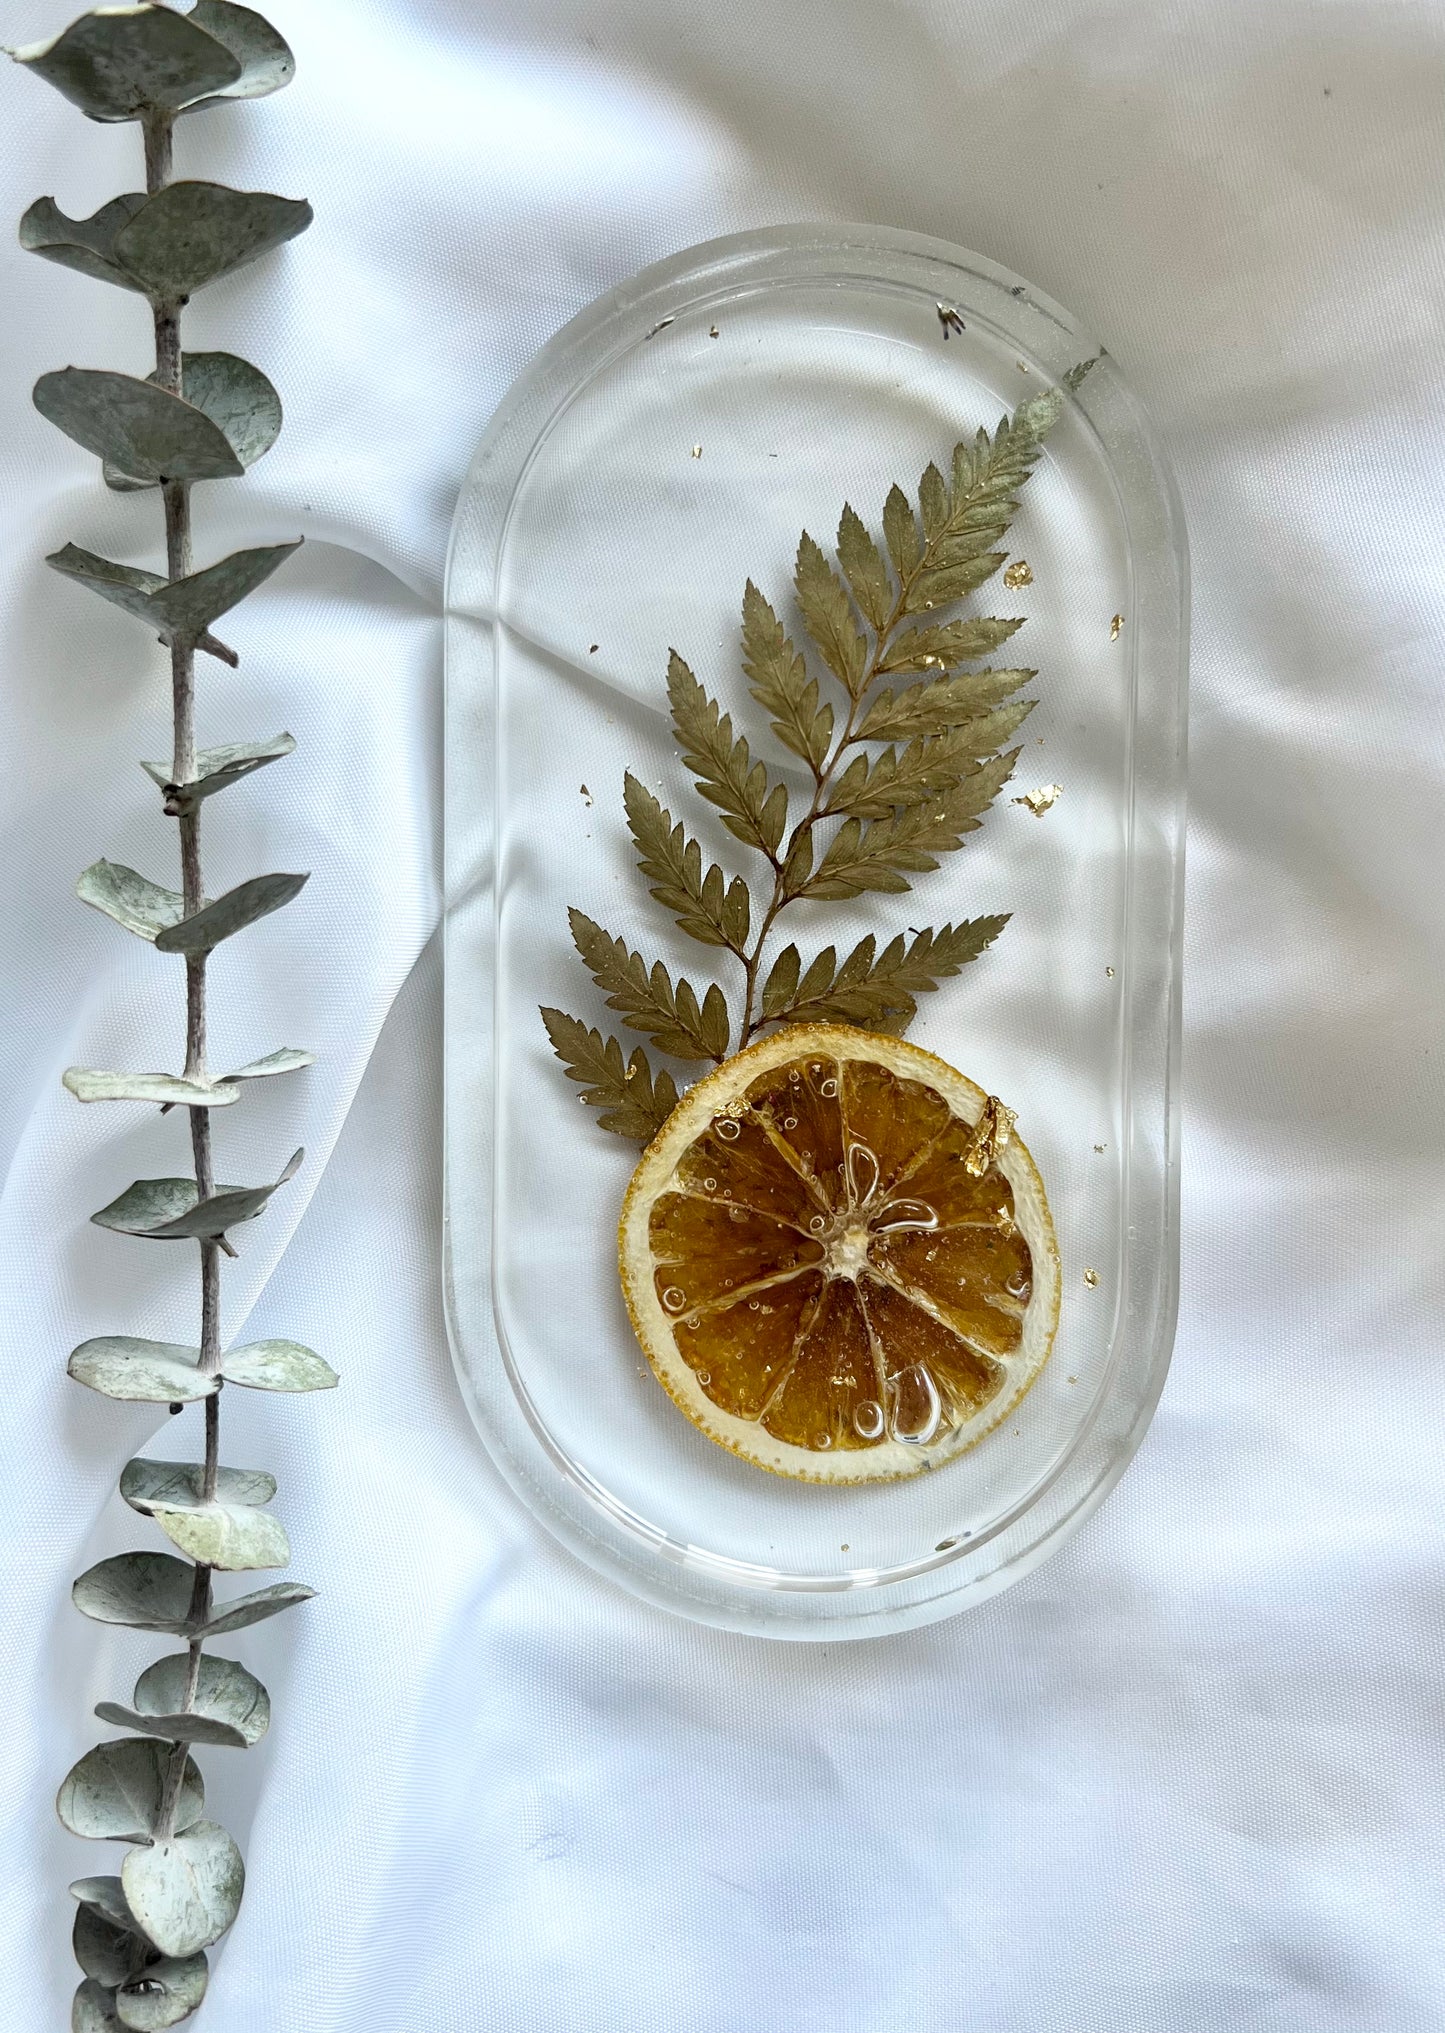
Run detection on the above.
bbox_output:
[1110,613,1125,640]
[580,784,592,806]
[1105,965,1115,978]
[708,324,720,338]
[1083,1267,1099,1289]
[1003,559,1033,589]
[1014,782,1062,817]
[936,302,965,338]
[691,444,702,459]
[1016,359,1030,374]
[1093,1143,1106,1154]
[963,1095,1016,1177]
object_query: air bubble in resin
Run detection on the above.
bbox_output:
[888,1363,942,1445]
[715,1118,740,1141]
[662,1286,687,1312]
[820,1077,839,1097]
[808,1215,826,1233]
[853,1399,885,1441]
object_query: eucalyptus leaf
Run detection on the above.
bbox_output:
[91,1147,304,1242]
[57,1739,202,1843]
[120,1458,277,1511]
[219,1045,315,1084]
[221,1339,338,1392]
[112,180,311,299]
[13,6,241,123]
[120,1456,287,1571]
[152,869,307,955]
[116,1954,208,2032]
[74,1903,153,1988]
[68,1338,213,1405]
[51,537,297,646]
[73,1554,201,1634]
[106,352,284,487]
[122,1822,244,1959]
[50,547,170,628]
[76,862,188,942]
[19,193,149,290]
[73,1979,125,2033]
[71,1880,143,1935]
[64,1069,241,1108]
[186,0,294,105]
[94,1704,250,1752]
[142,733,295,808]
[34,369,242,481]
[199,1581,314,1637]
[134,1654,270,1748]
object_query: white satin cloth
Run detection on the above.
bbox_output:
[2,1,1442,2027]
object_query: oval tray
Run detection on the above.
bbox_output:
[444,223,1187,1639]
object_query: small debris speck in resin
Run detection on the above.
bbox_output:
[936,302,965,338]
[1106,965,1115,978]
[691,444,702,459]
[1110,613,1125,640]
[588,643,599,654]
[1093,1143,1106,1153]
[1083,1268,1099,1289]
[580,785,592,806]
[708,324,720,338]
[1015,782,1062,817]
[1003,559,1033,589]
[645,316,675,339]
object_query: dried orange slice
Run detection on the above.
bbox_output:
[619,1024,1060,1483]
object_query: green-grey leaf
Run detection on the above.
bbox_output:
[73,1979,125,2033]
[122,1822,243,1959]
[90,1147,304,1242]
[50,546,168,627]
[740,580,832,775]
[119,1454,287,1571]
[68,1338,213,1405]
[121,1457,277,1511]
[1063,354,1100,392]
[112,181,311,300]
[77,862,188,942]
[74,1903,152,1988]
[219,1046,315,1084]
[94,1704,249,1752]
[795,531,868,696]
[134,1654,270,1748]
[146,542,302,641]
[19,193,149,289]
[116,1953,208,2032]
[152,870,308,955]
[622,772,748,952]
[71,1880,144,1934]
[186,0,294,104]
[199,1581,314,1637]
[836,505,893,631]
[13,5,241,122]
[142,734,296,809]
[107,352,284,487]
[667,651,788,860]
[540,1008,679,1142]
[73,1554,201,1634]
[220,1340,338,1392]
[34,369,242,481]
[57,1740,202,1843]
[568,909,726,1062]
[64,1069,241,1108]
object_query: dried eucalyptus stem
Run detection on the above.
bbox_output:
[11,7,336,2025]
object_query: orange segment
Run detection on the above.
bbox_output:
[619,1024,1061,1484]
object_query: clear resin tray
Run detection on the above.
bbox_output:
[444,225,1187,1639]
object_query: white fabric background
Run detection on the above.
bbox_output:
[2,1,1443,2027]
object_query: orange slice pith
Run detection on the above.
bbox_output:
[619,1024,1061,1484]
